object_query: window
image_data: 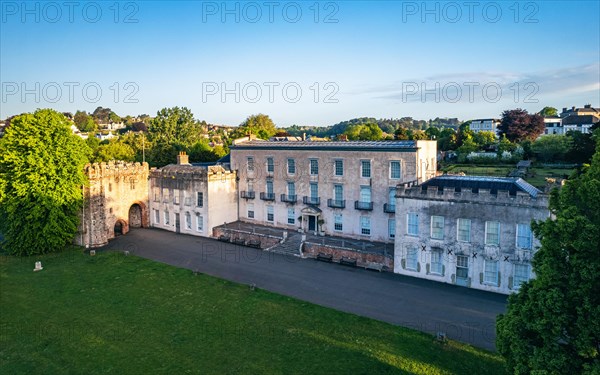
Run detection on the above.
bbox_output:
[287,158,295,174]
[431,216,445,240]
[388,219,396,239]
[184,192,191,206]
[130,180,135,190]
[513,264,530,289]
[484,260,499,285]
[309,159,318,175]
[185,212,191,230]
[407,213,419,236]
[334,185,343,201]
[456,255,469,279]
[109,183,112,192]
[334,214,343,231]
[485,221,500,245]
[267,206,274,222]
[388,187,396,209]
[360,186,371,203]
[266,180,274,195]
[360,216,371,235]
[164,210,170,225]
[266,157,274,174]
[334,159,343,176]
[173,189,179,205]
[361,160,371,178]
[287,181,295,197]
[196,214,203,232]
[197,192,204,207]
[287,208,295,224]
[247,157,254,172]
[390,161,401,179]
[247,180,254,192]
[457,218,471,242]
[162,188,169,202]
[247,203,255,219]
[310,182,318,198]
[516,224,532,249]
[406,246,418,270]
[154,209,160,224]
[153,188,160,202]
[431,249,443,275]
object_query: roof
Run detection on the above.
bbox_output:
[562,115,600,125]
[420,175,541,197]
[231,140,422,152]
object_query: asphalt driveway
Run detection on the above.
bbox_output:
[102,228,507,351]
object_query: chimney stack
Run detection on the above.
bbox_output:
[177,151,189,165]
[302,133,306,141]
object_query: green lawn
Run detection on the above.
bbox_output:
[0,250,506,375]
[441,164,513,177]
[524,167,576,188]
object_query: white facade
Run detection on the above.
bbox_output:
[230,139,437,242]
[149,156,238,238]
[543,117,563,135]
[469,119,500,136]
[394,176,550,295]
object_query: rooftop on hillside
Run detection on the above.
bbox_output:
[419,175,542,198]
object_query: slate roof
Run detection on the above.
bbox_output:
[232,140,420,151]
[562,115,599,125]
[420,175,541,197]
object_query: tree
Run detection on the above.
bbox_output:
[147,107,203,167]
[91,106,113,124]
[233,114,278,140]
[496,137,600,374]
[74,110,97,133]
[394,126,409,140]
[498,109,545,142]
[0,109,90,255]
[531,135,573,162]
[94,139,136,162]
[343,122,383,140]
[473,131,497,149]
[539,106,558,117]
[565,131,596,164]
[497,135,517,156]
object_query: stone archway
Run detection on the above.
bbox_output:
[129,204,143,228]
[113,218,129,237]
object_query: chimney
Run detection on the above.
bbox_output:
[177,151,189,165]
[562,107,567,113]
[302,133,306,141]
[584,104,591,108]
[572,106,576,111]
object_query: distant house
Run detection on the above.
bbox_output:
[562,115,598,134]
[543,116,563,135]
[469,119,500,137]
[560,104,600,118]
[96,131,116,141]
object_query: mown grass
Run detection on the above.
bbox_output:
[441,164,513,177]
[0,249,506,374]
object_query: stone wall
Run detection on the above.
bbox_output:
[76,161,149,248]
[303,242,393,270]
[212,227,282,249]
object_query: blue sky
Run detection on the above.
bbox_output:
[1,0,599,126]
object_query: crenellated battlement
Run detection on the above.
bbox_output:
[85,161,149,179]
[396,184,549,208]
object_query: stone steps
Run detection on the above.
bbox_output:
[269,235,303,257]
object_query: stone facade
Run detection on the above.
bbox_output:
[212,227,282,249]
[394,176,551,294]
[303,242,393,270]
[76,161,149,248]
[230,139,437,242]
[149,154,238,237]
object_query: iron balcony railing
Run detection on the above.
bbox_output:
[383,203,396,213]
[260,192,276,201]
[354,201,374,210]
[303,196,320,205]
[327,199,346,208]
[280,194,297,203]
[240,191,255,199]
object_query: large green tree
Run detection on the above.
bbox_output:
[539,106,558,117]
[0,109,90,255]
[496,137,600,374]
[232,114,278,140]
[343,122,383,140]
[147,107,203,167]
[74,110,97,133]
[531,135,573,162]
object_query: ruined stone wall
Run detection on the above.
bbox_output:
[303,242,394,270]
[76,161,149,248]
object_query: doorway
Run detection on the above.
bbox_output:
[308,215,316,232]
[175,213,181,233]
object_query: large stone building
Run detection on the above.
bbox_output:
[149,152,238,237]
[230,138,437,242]
[76,161,150,248]
[394,176,550,294]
